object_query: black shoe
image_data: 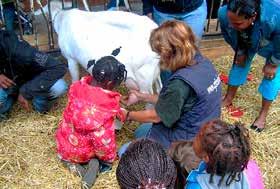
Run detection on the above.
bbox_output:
[250,124,264,133]
[250,124,258,130]
[255,127,265,133]
[81,158,100,189]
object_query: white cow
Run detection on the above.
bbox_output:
[50,2,161,105]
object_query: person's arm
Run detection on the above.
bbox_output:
[269,31,280,67]
[218,6,237,50]
[263,25,280,79]
[142,0,153,15]
[20,53,67,99]
[155,79,195,128]
[124,79,195,127]
[218,6,248,66]
[126,109,161,123]
[129,90,158,104]
[15,42,67,99]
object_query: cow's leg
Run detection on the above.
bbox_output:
[67,57,80,83]
[136,64,155,94]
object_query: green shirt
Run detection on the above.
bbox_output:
[155,79,197,128]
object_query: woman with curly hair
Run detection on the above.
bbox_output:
[122,20,221,149]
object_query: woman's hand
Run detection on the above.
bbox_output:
[121,90,147,106]
[263,63,278,80]
[129,90,147,101]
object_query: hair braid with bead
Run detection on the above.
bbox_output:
[116,139,177,189]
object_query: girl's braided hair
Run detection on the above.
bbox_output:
[201,120,251,186]
[116,139,177,189]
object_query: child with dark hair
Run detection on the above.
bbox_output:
[116,139,177,189]
[186,119,264,189]
[56,56,127,189]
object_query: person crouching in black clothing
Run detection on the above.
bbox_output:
[0,30,67,119]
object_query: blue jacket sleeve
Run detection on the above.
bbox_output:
[218,6,238,50]
[270,31,280,66]
[185,182,202,189]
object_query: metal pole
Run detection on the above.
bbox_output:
[216,0,225,31]
[82,0,90,11]
[36,0,52,49]
[47,0,54,49]
[72,0,77,8]
[0,0,5,27]
[206,0,215,33]
[14,0,23,39]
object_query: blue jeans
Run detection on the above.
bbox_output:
[0,79,67,114]
[153,0,207,83]
[153,0,207,39]
[228,60,280,101]
[134,123,152,138]
[118,123,152,158]
[1,3,16,31]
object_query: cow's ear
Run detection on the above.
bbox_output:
[87,59,95,70]
[111,46,122,56]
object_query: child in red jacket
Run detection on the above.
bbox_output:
[56,55,127,189]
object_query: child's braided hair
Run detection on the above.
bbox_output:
[116,139,177,189]
[201,120,251,186]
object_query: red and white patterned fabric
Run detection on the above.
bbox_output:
[56,76,125,163]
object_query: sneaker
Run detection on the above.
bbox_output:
[81,158,100,189]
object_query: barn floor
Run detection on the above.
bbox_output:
[1,1,279,188]
[0,55,279,189]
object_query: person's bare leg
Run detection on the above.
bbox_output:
[222,85,239,107]
[252,98,272,129]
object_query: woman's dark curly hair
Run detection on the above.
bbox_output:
[116,139,177,189]
[201,120,251,186]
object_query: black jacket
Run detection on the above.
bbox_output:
[0,30,67,99]
[142,0,203,15]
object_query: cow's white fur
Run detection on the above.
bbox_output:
[51,3,161,95]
